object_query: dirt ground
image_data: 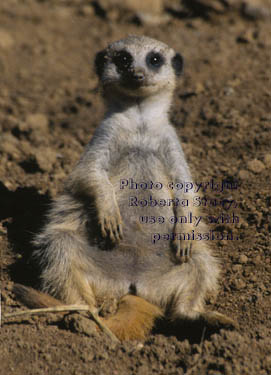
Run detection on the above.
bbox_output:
[0,1,271,374]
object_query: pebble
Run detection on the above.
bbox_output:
[119,0,163,14]
[253,255,261,265]
[232,278,246,290]
[263,154,271,168]
[238,169,251,180]
[232,264,242,272]
[54,6,74,19]
[242,0,271,19]
[247,159,265,173]
[35,147,57,172]
[135,12,170,26]
[62,314,97,337]
[0,134,20,158]
[239,254,248,264]
[249,274,257,282]
[195,82,205,94]
[0,29,14,49]
[79,5,94,17]
[26,113,49,131]
[236,29,256,44]
[224,86,235,96]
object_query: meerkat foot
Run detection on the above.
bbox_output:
[200,311,238,329]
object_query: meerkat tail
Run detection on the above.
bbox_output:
[13,284,63,308]
[103,295,163,341]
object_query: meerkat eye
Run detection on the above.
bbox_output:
[146,52,164,69]
[113,50,133,72]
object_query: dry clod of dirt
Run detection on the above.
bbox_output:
[238,254,249,264]
[0,29,14,49]
[238,169,251,180]
[247,159,266,174]
[263,154,271,168]
[35,147,58,172]
[25,113,49,132]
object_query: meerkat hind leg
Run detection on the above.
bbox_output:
[199,310,238,329]
[35,225,97,309]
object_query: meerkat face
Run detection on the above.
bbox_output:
[95,35,183,99]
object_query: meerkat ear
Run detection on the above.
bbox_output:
[171,53,184,76]
[94,49,108,78]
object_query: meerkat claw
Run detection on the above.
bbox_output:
[100,216,123,243]
[175,240,192,263]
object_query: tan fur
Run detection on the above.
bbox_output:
[13,284,162,340]
[104,295,163,341]
[15,36,234,340]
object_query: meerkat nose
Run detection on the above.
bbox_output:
[131,68,145,81]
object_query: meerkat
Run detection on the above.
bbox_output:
[14,35,235,341]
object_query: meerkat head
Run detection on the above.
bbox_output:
[95,35,183,101]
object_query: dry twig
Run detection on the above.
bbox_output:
[3,304,120,343]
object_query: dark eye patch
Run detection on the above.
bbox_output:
[171,53,184,76]
[95,49,108,78]
[113,50,133,73]
[146,51,164,70]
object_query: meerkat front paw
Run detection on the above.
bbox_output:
[173,223,192,263]
[98,202,123,242]
[173,238,192,263]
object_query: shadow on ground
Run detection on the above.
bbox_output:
[0,181,51,287]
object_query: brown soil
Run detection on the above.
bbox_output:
[1,1,271,374]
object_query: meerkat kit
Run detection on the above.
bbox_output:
[15,35,235,341]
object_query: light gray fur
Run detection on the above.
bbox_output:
[34,35,220,320]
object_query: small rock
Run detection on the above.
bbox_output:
[242,0,271,19]
[232,278,246,289]
[253,255,261,265]
[79,5,95,17]
[62,314,98,337]
[232,264,242,272]
[0,134,20,158]
[54,6,73,18]
[26,113,49,131]
[134,343,144,351]
[263,154,271,168]
[238,169,251,180]
[35,147,58,172]
[16,96,30,108]
[120,0,163,14]
[223,86,235,96]
[195,82,205,94]
[247,159,265,174]
[135,12,170,25]
[239,254,248,264]
[98,0,163,14]
[0,30,14,49]
[249,274,257,282]
[236,29,257,44]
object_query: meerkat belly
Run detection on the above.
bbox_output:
[90,155,178,281]
[115,154,175,237]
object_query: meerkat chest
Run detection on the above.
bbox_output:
[112,109,169,150]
